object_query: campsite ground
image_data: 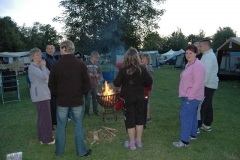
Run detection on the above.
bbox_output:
[0,65,239,160]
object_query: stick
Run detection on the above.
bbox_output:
[102,126,116,131]
[91,140,96,146]
[104,128,116,136]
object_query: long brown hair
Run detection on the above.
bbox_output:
[123,47,141,75]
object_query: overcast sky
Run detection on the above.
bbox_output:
[1,0,240,37]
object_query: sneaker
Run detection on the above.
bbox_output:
[135,139,142,147]
[172,141,189,147]
[40,139,55,145]
[197,128,200,134]
[201,124,212,131]
[146,117,151,122]
[190,136,197,140]
[79,149,92,158]
[124,141,136,150]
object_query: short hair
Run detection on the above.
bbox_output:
[90,51,99,58]
[193,41,199,47]
[29,48,41,62]
[60,40,75,54]
[185,45,197,53]
[46,44,55,49]
[142,53,151,64]
[199,39,212,47]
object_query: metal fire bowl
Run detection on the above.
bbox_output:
[97,92,120,108]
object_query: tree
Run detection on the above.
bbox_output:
[0,16,25,52]
[186,30,206,44]
[212,27,236,52]
[54,0,165,54]
[142,31,166,53]
[166,28,187,51]
[19,22,63,51]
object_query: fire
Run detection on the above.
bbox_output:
[102,81,114,96]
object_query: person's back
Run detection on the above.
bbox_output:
[48,40,91,158]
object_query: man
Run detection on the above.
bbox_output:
[198,39,219,132]
[193,41,203,60]
[45,44,57,131]
[84,51,102,116]
[48,40,91,158]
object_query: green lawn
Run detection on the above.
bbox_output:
[0,65,240,160]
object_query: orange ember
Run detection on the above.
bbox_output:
[102,81,114,96]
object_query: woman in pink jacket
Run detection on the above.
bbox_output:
[173,45,205,147]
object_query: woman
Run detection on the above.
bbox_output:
[28,48,54,145]
[113,47,153,150]
[173,45,205,147]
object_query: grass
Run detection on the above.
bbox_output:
[0,65,240,160]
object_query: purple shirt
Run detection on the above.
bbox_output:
[178,59,205,101]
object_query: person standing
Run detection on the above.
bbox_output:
[45,44,57,131]
[194,42,203,60]
[48,40,91,158]
[113,47,153,150]
[198,39,219,131]
[140,53,154,126]
[84,51,102,116]
[173,45,205,147]
[28,48,54,145]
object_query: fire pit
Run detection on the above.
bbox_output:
[97,82,120,122]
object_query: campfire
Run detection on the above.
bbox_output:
[97,81,120,121]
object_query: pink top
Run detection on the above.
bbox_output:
[178,59,205,101]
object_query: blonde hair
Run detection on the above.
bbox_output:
[123,47,141,75]
[142,53,151,64]
[90,51,99,58]
[60,40,75,54]
[29,48,41,62]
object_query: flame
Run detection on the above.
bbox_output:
[102,81,114,96]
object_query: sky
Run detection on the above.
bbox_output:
[1,0,240,37]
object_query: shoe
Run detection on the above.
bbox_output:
[146,117,151,122]
[201,124,212,131]
[95,113,101,116]
[124,141,136,150]
[79,149,92,158]
[84,114,90,117]
[68,118,71,121]
[40,139,55,145]
[135,139,142,147]
[197,128,200,134]
[190,136,197,140]
[172,141,189,147]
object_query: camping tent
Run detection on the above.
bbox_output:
[139,50,159,67]
[172,49,185,68]
[216,37,240,80]
[0,52,29,72]
[161,49,174,60]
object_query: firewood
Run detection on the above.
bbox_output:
[93,131,99,140]
[91,140,96,146]
[102,126,116,131]
[104,128,116,137]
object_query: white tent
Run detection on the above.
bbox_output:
[161,49,174,60]
[172,49,185,57]
[0,51,29,72]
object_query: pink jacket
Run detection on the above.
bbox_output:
[178,59,205,101]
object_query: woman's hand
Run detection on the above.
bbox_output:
[40,60,46,66]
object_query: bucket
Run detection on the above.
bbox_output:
[102,71,114,83]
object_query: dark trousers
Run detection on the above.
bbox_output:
[200,87,216,126]
[34,100,54,143]
[143,99,148,126]
[50,95,57,126]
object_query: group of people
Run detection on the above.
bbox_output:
[28,40,101,158]
[28,38,218,158]
[173,39,219,147]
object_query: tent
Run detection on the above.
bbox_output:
[161,49,174,60]
[139,50,159,67]
[0,52,29,72]
[216,37,240,80]
[172,49,185,68]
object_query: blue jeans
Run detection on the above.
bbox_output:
[55,106,87,157]
[84,88,99,115]
[180,97,200,143]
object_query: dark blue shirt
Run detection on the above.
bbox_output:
[45,54,56,70]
